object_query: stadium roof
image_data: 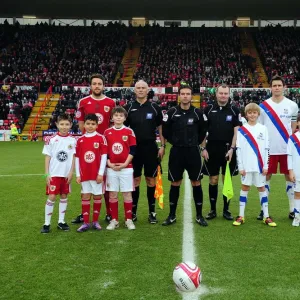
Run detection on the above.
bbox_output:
[2,0,300,20]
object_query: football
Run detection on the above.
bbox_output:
[172,261,202,292]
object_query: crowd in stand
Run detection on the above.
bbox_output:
[0,23,127,92]
[133,27,255,92]
[0,85,38,130]
[255,27,300,85]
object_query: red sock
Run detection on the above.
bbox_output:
[124,201,133,220]
[105,191,110,215]
[109,199,118,221]
[82,199,90,224]
[93,198,102,222]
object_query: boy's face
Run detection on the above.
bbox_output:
[56,120,71,135]
[84,119,98,133]
[112,112,126,126]
[246,110,259,122]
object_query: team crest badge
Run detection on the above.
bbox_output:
[104,106,110,112]
[122,136,128,141]
[68,144,73,150]
[50,185,56,192]
[284,109,288,114]
[94,143,99,148]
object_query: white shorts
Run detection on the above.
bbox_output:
[106,168,134,192]
[241,172,266,188]
[81,180,104,195]
[293,181,300,193]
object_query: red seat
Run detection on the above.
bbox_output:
[3,120,9,126]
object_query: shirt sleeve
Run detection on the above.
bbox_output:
[291,103,298,122]
[75,100,85,121]
[198,109,208,144]
[100,135,108,155]
[263,127,270,170]
[42,137,52,156]
[128,129,136,146]
[155,104,163,127]
[258,106,265,125]
[162,108,173,141]
[236,130,244,171]
[287,138,293,170]
[232,106,241,127]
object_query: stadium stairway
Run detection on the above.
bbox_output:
[240,32,269,87]
[22,93,60,137]
[114,36,142,87]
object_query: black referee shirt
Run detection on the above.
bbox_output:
[162,105,207,147]
[124,100,162,144]
[203,101,241,143]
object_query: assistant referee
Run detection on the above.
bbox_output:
[201,84,241,221]
[162,83,208,226]
[124,80,165,224]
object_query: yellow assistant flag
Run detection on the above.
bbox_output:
[154,165,164,209]
[223,161,234,201]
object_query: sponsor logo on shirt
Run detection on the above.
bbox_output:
[84,151,95,163]
[57,151,68,162]
[96,113,104,124]
[112,143,123,154]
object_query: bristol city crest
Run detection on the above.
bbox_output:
[104,106,110,112]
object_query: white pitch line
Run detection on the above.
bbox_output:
[182,172,199,300]
[0,174,43,177]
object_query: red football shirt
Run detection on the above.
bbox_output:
[104,126,136,168]
[76,95,116,134]
[75,132,108,182]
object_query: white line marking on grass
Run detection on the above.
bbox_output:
[181,172,223,299]
[0,174,43,177]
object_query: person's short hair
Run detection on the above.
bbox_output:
[178,81,193,94]
[84,114,98,123]
[56,114,72,124]
[270,74,285,86]
[244,103,260,116]
[111,106,128,118]
[216,84,230,93]
[90,74,105,85]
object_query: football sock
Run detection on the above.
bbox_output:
[109,198,118,221]
[92,197,102,222]
[265,180,270,197]
[147,186,156,214]
[193,185,203,217]
[209,184,218,211]
[58,198,68,223]
[45,199,55,226]
[223,195,230,212]
[124,200,133,220]
[132,186,140,215]
[260,191,269,218]
[82,199,90,224]
[104,191,110,215]
[239,191,248,217]
[294,198,300,217]
[286,181,294,213]
[169,185,180,217]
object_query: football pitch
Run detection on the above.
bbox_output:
[0,142,298,300]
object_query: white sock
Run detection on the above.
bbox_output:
[239,190,248,217]
[294,199,300,218]
[45,199,55,225]
[259,191,269,218]
[286,181,294,213]
[265,180,270,197]
[58,198,68,223]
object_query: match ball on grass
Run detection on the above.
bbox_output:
[173,261,202,292]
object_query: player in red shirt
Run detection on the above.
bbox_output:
[104,107,137,230]
[72,74,115,225]
[75,114,108,232]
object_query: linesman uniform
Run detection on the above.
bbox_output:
[202,101,241,219]
[162,105,207,225]
[124,100,163,222]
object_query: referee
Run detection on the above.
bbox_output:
[162,83,208,226]
[124,80,165,224]
[201,84,241,221]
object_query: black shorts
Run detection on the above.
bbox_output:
[132,142,158,178]
[168,146,203,182]
[202,141,238,177]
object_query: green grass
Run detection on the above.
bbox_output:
[0,142,298,300]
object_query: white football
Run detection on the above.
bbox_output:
[172,261,202,292]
